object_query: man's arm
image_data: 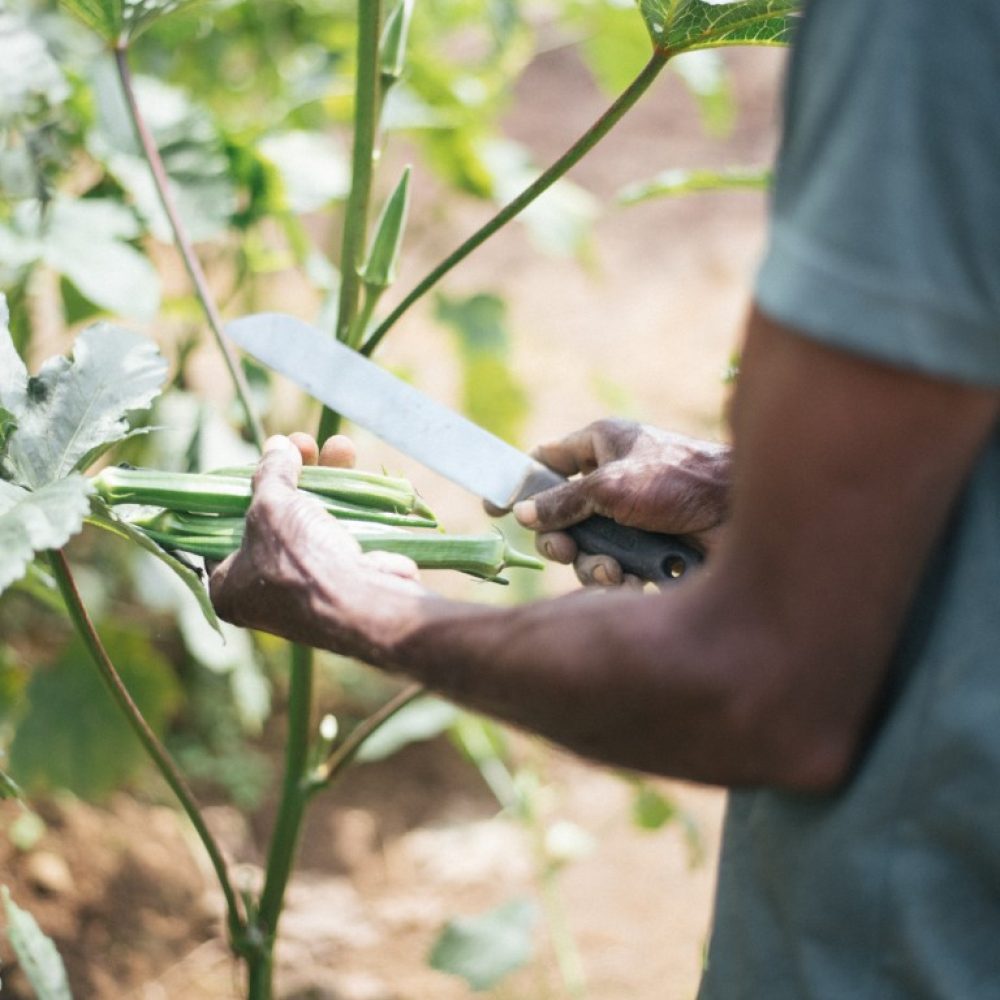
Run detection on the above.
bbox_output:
[211,307,999,791]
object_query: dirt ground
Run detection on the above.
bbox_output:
[1,39,786,1000]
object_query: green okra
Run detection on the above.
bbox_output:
[139,512,543,582]
[93,466,435,523]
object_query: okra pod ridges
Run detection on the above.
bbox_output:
[92,466,435,521]
[140,517,544,580]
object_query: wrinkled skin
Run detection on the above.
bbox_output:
[508,419,731,587]
[209,433,425,663]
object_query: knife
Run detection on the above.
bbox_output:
[226,313,703,585]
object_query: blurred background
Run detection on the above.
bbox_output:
[0,0,786,995]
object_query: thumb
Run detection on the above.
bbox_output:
[514,479,597,531]
[252,435,302,504]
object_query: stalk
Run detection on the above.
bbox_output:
[247,642,314,999]
[320,0,384,441]
[362,50,671,355]
[112,44,265,450]
[48,550,248,954]
[306,683,423,792]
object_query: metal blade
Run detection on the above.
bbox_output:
[226,313,561,509]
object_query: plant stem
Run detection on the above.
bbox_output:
[362,49,670,356]
[319,0,384,441]
[247,643,314,998]
[48,549,247,951]
[307,682,423,792]
[113,43,265,451]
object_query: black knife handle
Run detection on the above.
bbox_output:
[566,515,703,586]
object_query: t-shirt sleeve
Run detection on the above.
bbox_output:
[755,0,1000,386]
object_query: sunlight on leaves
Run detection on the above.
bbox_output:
[0,478,92,596]
[88,66,238,243]
[0,197,160,319]
[640,0,800,54]
[0,298,167,488]
[0,13,69,123]
[59,0,204,44]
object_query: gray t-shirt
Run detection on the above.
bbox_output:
[699,1,1000,997]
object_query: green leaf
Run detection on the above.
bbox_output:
[0,302,167,488]
[356,697,459,763]
[0,12,69,123]
[0,478,93,596]
[0,197,160,320]
[59,0,203,44]
[86,498,223,636]
[1,887,73,1000]
[429,898,538,991]
[616,165,771,205]
[8,624,181,800]
[640,0,800,54]
[88,66,238,243]
[434,292,529,444]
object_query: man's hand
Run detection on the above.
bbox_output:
[509,419,731,586]
[209,433,424,657]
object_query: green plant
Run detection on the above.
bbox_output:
[1,0,797,996]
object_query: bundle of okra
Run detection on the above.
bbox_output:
[92,465,543,582]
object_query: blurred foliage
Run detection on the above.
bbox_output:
[7,623,181,800]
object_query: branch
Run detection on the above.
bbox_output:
[113,43,265,450]
[362,49,671,356]
[48,549,248,952]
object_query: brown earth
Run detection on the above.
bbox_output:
[1,39,786,1000]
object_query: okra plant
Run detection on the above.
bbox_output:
[1,0,797,995]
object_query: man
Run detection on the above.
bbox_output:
[211,0,1000,994]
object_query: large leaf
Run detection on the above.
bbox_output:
[429,898,538,991]
[8,623,181,800]
[0,13,69,123]
[1,887,73,1000]
[640,0,800,54]
[88,66,238,243]
[0,300,168,488]
[0,478,92,596]
[0,197,160,320]
[59,0,203,44]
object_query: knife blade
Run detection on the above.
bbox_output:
[226,312,703,584]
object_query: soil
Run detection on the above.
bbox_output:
[1,39,786,1000]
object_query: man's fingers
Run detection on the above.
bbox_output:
[288,432,319,466]
[535,530,577,564]
[365,550,420,579]
[208,552,239,620]
[320,435,357,469]
[514,480,596,531]
[574,552,624,587]
[252,435,302,504]
[531,428,600,477]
